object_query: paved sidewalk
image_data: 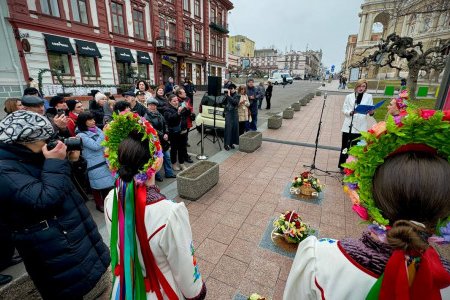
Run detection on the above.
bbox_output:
[180,92,369,299]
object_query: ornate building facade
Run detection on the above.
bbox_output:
[3,0,233,96]
[343,0,450,79]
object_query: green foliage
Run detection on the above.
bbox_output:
[344,109,450,226]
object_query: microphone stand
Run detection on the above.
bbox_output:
[304,92,340,176]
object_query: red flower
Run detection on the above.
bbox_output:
[284,211,299,221]
[420,109,436,120]
[301,171,310,179]
[344,168,354,176]
[295,221,301,228]
[105,135,109,141]
[443,110,450,121]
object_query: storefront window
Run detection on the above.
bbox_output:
[137,64,149,80]
[117,62,130,84]
[48,52,71,75]
[79,56,97,76]
[210,66,216,76]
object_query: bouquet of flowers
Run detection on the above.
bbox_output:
[248,293,266,300]
[290,171,323,196]
[273,211,315,244]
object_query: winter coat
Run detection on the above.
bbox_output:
[76,128,114,190]
[164,82,175,95]
[341,92,374,134]
[266,85,273,97]
[247,86,258,114]
[257,85,266,99]
[0,143,110,299]
[131,102,148,117]
[155,95,168,114]
[224,92,240,146]
[177,97,194,129]
[145,110,170,151]
[164,105,182,133]
[66,112,78,137]
[237,95,250,122]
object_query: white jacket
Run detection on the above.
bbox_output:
[341,92,373,133]
[283,236,450,300]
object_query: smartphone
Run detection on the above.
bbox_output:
[181,101,186,108]
[56,109,65,116]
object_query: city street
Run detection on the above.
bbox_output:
[157,80,323,190]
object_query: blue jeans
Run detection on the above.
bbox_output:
[250,112,258,131]
[157,150,175,178]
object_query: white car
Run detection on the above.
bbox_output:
[269,73,293,85]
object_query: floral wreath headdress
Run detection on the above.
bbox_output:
[103,111,163,184]
[102,112,168,299]
[343,108,450,243]
[395,89,408,110]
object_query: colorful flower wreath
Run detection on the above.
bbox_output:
[102,111,163,184]
[342,108,450,241]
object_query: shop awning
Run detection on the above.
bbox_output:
[137,51,153,65]
[75,39,102,58]
[44,34,75,54]
[115,47,135,63]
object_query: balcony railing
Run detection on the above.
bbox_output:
[156,37,192,53]
[209,17,229,34]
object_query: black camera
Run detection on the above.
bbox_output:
[47,137,83,151]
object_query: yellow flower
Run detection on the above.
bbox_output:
[303,179,308,182]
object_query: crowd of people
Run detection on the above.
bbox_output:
[1,75,448,300]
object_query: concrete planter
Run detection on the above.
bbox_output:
[300,98,308,106]
[315,90,322,96]
[283,108,294,119]
[268,115,282,129]
[291,102,301,111]
[239,131,262,153]
[177,161,219,200]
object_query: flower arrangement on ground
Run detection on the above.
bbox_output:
[248,293,266,300]
[273,210,315,244]
[290,171,323,197]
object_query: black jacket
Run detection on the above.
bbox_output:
[131,102,148,117]
[155,95,168,115]
[164,105,182,133]
[0,143,110,299]
[145,111,170,151]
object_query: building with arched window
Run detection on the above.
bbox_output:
[342,0,450,80]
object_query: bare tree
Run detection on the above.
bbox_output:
[351,33,450,99]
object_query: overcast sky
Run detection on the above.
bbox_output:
[228,0,364,71]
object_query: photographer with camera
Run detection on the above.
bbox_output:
[0,110,111,299]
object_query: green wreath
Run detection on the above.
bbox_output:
[343,109,450,226]
[102,112,163,184]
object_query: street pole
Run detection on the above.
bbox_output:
[435,54,450,110]
[196,123,208,160]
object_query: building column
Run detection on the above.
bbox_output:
[364,13,374,42]
[357,14,367,42]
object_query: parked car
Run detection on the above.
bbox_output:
[294,76,303,80]
[195,93,226,132]
[268,73,293,85]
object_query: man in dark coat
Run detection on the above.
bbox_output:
[0,110,110,299]
[123,90,147,117]
[223,84,240,150]
[164,77,175,95]
[145,98,176,181]
[246,79,259,131]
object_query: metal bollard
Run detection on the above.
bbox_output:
[196,123,208,160]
